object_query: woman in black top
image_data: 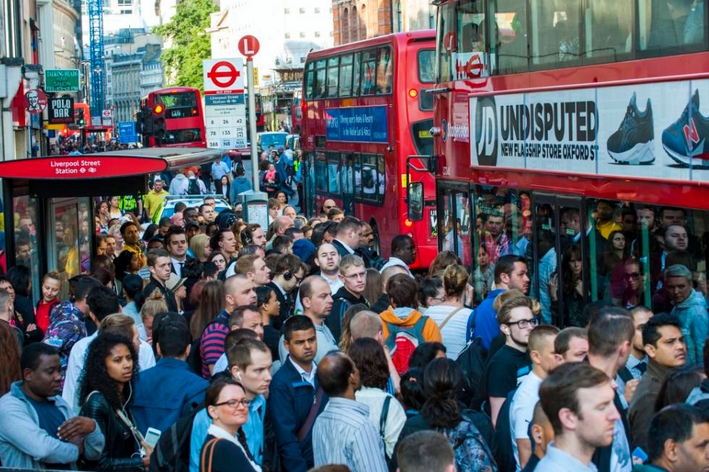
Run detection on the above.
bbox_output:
[78,333,151,471]
[201,377,261,472]
[6,266,42,343]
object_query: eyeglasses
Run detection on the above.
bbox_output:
[625,272,640,280]
[506,318,539,329]
[293,274,304,284]
[324,205,334,210]
[214,398,252,409]
[343,271,367,280]
[431,296,446,303]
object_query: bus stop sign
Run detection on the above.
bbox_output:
[238,35,260,58]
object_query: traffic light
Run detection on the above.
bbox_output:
[153,104,166,145]
[75,108,85,127]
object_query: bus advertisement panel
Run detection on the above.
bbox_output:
[301,30,437,269]
[432,0,709,321]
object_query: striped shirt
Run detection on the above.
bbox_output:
[200,310,230,378]
[312,397,388,472]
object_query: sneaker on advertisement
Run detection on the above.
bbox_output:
[662,89,709,168]
[607,92,655,165]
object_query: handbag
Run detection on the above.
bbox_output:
[438,307,464,330]
[296,386,324,442]
[200,438,221,472]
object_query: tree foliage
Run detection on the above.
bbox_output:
[154,0,218,90]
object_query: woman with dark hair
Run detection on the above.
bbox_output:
[114,250,141,283]
[202,376,261,472]
[78,333,151,470]
[549,244,587,327]
[397,358,496,472]
[207,251,228,277]
[121,274,145,336]
[656,365,705,412]
[209,229,238,262]
[399,368,426,418]
[7,265,42,343]
[95,200,110,234]
[350,337,406,462]
[256,286,280,362]
[189,280,226,341]
[0,320,21,395]
[601,230,628,276]
[408,342,447,370]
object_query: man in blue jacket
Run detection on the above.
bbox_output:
[269,315,328,472]
[131,314,208,435]
[0,343,105,469]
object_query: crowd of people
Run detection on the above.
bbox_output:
[0,160,709,472]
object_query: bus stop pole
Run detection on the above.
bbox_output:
[247,58,260,192]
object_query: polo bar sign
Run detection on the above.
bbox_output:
[48,97,74,124]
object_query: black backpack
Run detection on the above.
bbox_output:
[491,388,519,472]
[187,178,201,195]
[149,402,203,472]
[456,310,488,394]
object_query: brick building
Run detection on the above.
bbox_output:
[332,0,392,46]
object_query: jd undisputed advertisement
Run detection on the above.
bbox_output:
[469,79,709,182]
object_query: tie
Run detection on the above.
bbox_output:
[179,262,184,275]
[636,361,647,375]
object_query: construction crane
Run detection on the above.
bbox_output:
[88,0,105,118]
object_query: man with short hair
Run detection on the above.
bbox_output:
[327,254,369,342]
[587,307,635,472]
[183,207,199,225]
[617,306,652,403]
[638,404,709,472]
[143,248,178,312]
[120,221,147,268]
[270,316,328,472]
[312,352,388,472]
[212,304,265,373]
[190,339,273,472]
[0,288,21,347]
[537,362,620,471]
[484,296,535,428]
[628,314,687,451]
[314,243,343,294]
[164,226,191,277]
[267,254,306,329]
[199,203,215,223]
[396,431,455,472]
[279,276,337,364]
[132,315,208,434]
[379,235,416,277]
[104,234,117,260]
[235,254,272,287]
[553,327,589,363]
[144,177,169,222]
[200,276,257,377]
[511,324,560,470]
[331,216,363,260]
[370,265,408,313]
[472,255,531,350]
[522,401,554,472]
[0,344,105,468]
[666,264,708,366]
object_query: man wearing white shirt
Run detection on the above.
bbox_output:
[165,226,191,277]
[510,325,559,471]
[379,235,416,278]
[62,310,155,413]
[314,243,343,294]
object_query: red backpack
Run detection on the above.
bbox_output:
[384,316,429,374]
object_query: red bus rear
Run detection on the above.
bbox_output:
[139,87,206,148]
[432,0,709,316]
[301,30,437,269]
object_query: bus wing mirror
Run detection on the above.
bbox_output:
[407,181,424,221]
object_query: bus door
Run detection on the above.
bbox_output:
[531,194,588,327]
[436,182,473,271]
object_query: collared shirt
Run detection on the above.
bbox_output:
[279,319,340,365]
[170,257,186,277]
[62,332,156,413]
[289,358,317,386]
[312,397,388,472]
[536,443,598,472]
[334,238,355,255]
[379,257,413,278]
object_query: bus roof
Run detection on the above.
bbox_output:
[305,30,435,60]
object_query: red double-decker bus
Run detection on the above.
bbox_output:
[301,30,438,269]
[139,87,207,148]
[430,0,709,320]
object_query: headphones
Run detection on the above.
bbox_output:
[236,372,243,382]
[282,271,293,281]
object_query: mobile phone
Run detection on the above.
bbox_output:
[632,446,648,463]
[144,427,162,448]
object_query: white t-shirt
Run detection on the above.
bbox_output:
[509,371,542,471]
[355,387,406,458]
[423,304,472,359]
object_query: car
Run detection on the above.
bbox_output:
[156,194,232,222]
[286,134,300,153]
[256,131,288,154]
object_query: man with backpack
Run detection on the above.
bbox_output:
[183,171,206,195]
[327,254,370,342]
[380,274,442,375]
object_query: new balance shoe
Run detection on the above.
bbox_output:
[607,92,655,165]
[662,90,709,168]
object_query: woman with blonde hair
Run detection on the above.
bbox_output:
[140,289,168,342]
[423,264,474,359]
[190,234,212,262]
[428,250,462,277]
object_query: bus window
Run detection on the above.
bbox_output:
[327,152,341,195]
[376,47,393,94]
[315,60,327,99]
[13,195,41,302]
[352,52,362,96]
[376,155,386,202]
[353,154,363,199]
[436,1,457,83]
[304,62,315,99]
[341,153,355,215]
[530,0,582,66]
[361,155,378,202]
[327,57,340,98]
[492,0,529,74]
[361,50,377,95]
[418,49,436,83]
[455,193,472,268]
[586,0,633,60]
[315,152,328,192]
[339,54,354,97]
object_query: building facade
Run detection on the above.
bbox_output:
[332,0,392,46]
[391,0,435,33]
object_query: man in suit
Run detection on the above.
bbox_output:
[268,316,328,472]
[331,217,364,263]
[164,226,192,277]
[267,254,306,330]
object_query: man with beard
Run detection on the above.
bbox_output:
[269,316,328,472]
[0,343,104,468]
[120,221,147,269]
[484,295,535,428]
